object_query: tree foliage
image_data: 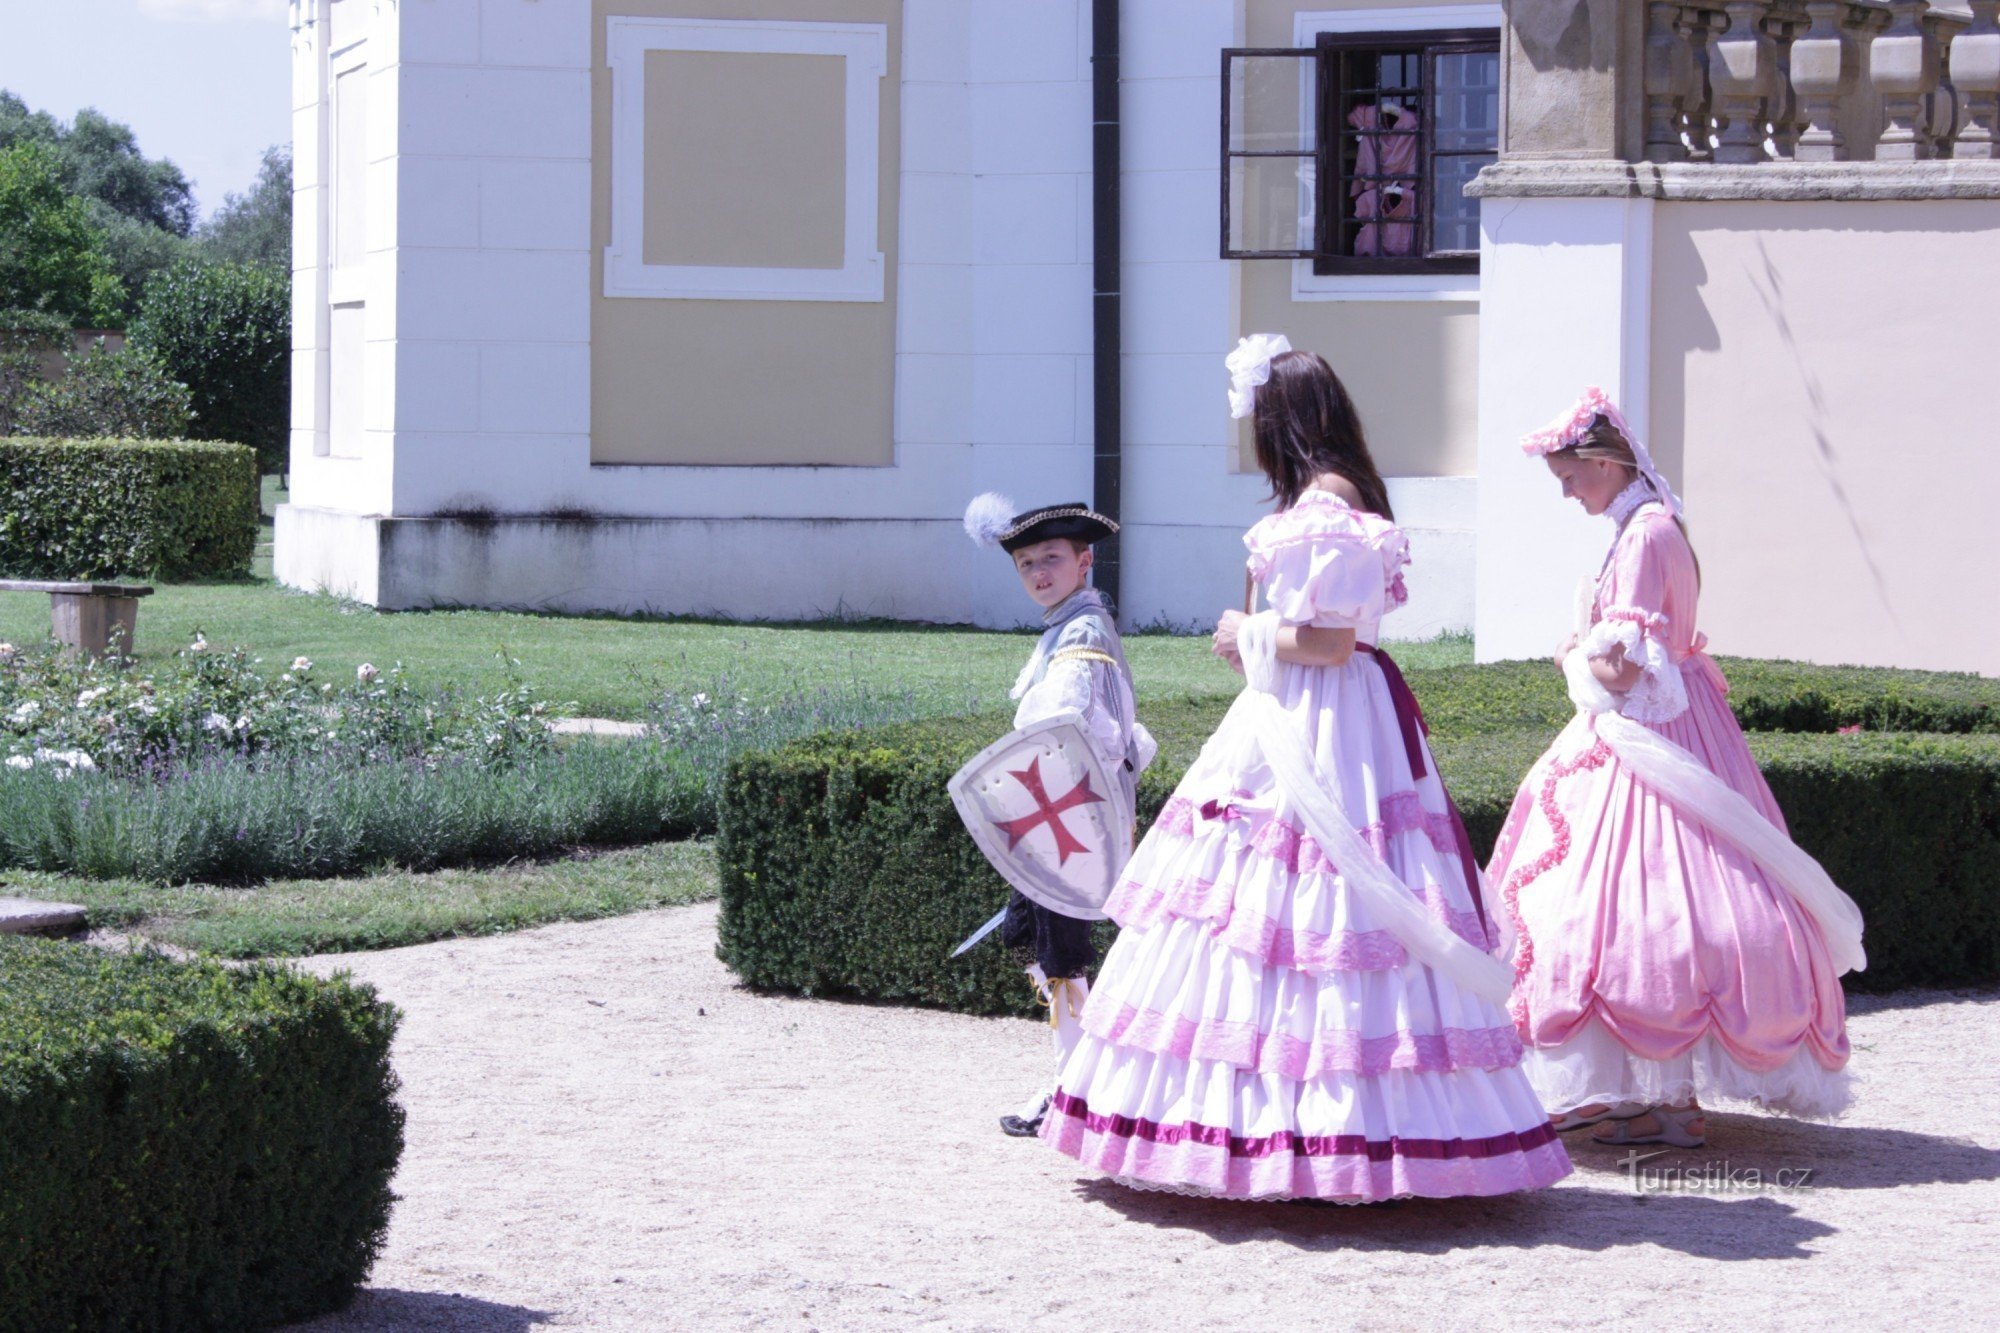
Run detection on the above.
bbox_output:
[199,145,290,271]
[0,91,195,237]
[0,142,125,327]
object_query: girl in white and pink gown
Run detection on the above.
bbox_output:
[1040,340,1570,1201]
[1490,388,1859,1147]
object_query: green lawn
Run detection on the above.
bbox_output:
[0,479,1473,719]
[14,840,719,958]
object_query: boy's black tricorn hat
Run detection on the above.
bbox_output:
[964,493,1118,553]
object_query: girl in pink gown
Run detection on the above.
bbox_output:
[1039,339,1571,1201]
[1489,389,1860,1148]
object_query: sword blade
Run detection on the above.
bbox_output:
[949,905,1010,959]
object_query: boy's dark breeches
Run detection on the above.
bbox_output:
[1000,890,1096,979]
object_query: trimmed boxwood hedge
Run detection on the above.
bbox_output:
[0,436,259,581]
[0,938,403,1333]
[716,662,2000,1016]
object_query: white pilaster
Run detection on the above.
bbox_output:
[1474,194,1655,661]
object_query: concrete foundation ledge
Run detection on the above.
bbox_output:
[273,505,978,621]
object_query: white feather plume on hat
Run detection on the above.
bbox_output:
[962,492,1017,550]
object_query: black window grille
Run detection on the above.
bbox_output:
[1221,29,1499,273]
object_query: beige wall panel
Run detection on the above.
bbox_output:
[592,0,899,467]
[642,50,846,269]
[1238,257,1481,478]
[1652,199,2000,676]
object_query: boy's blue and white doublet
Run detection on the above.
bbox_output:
[1010,587,1157,804]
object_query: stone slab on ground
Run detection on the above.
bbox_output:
[289,905,2000,1333]
[0,896,87,937]
[549,718,650,738]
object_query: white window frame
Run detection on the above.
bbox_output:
[1290,4,1502,304]
[604,16,888,302]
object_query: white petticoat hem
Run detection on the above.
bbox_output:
[1525,1018,1852,1121]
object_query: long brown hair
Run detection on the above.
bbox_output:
[1558,414,1701,584]
[1251,350,1394,520]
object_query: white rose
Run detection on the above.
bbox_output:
[234,715,251,732]
[10,701,41,723]
[292,656,313,672]
[203,712,231,733]
[189,635,209,653]
[356,663,379,684]
[5,754,31,770]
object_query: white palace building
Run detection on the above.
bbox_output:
[277,0,2000,675]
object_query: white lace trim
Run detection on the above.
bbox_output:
[1604,478,1655,527]
[1580,616,1688,724]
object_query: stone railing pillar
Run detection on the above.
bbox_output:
[1876,1,1941,159]
[1956,1,2000,157]
[1711,1,1780,161]
[1792,2,1865,158]
[1763,4,1813,157]
[1646,1,1699,161]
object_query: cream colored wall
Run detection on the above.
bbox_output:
[1238,261,1479,476]
[591,0,899,467]
[1235,0,1484,478]
[641,49,847,270]
[1651,199,2000,676]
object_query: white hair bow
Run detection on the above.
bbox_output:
[1226,333,1292,420]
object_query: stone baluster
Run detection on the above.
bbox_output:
[1925,8,1969,155]
[1792,2,1863,158]
[1955,1,2000,157]
[1679,3,1732,159]
[1763,4,1813,157]
[1875,1,1940,159]
[1646,1,1699,161]
[1711,1,1780,161]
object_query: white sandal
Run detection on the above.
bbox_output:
[1550,1101,1647,1133]
[1592,1105,1706,1148]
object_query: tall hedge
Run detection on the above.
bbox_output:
[716,663,2000,1015]
[0,937,403,1332]
[128,260,289,476]
[0,435,257,580]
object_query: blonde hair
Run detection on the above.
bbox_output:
[1556,415,1701,585]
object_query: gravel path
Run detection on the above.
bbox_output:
[288,903,2000,1332]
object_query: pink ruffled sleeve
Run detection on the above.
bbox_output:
[1586,510,1693,723]
[1244,497,1411,629]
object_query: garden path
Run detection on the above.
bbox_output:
[289,904,2000,1332]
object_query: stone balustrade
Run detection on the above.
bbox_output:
[1642,1,1997,162]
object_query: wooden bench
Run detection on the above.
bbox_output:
[0,580,155,658]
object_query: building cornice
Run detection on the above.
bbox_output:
[1467,159,2000,202]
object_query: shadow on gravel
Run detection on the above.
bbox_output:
[1076,1179,1835,1260]
[1561,1110,2000,1192]
[284,1288,555,1332]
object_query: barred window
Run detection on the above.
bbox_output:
[1221,28,1499,273]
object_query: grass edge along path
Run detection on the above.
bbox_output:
[3,840,718,959]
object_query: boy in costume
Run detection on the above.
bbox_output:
[963,494,1156,1137]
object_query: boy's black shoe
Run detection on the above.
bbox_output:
[1000,1096,1050,1137]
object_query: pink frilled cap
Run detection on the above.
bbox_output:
[1520,386,1684,518]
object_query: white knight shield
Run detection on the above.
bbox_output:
[948,712,1134,921]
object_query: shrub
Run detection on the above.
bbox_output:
[0,936,402,1331]
[717,663,2000,1015]
[129,260,288,474]
[0,434,255,579]
[3,341,193,439]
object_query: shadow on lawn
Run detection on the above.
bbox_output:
[284,1287,556,1331]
